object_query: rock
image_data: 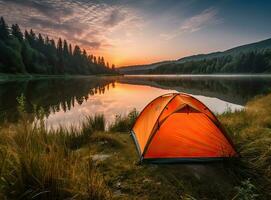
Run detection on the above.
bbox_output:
[143,178,152,183]
[194,172,201,180]
[92,154,111,161]
[116,181,121,188]
[114,189,122,195]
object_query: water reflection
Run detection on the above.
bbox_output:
[0,75,271,129]
[46,83,176,129]
[119,75,271,105]
[0,77,114,124]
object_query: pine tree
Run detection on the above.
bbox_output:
[89,55,93,63]
[73,45,81,56]
[101,56,105,66]
[24,30,30,41]
[29,29,36,44]
[69,44,73,55]
[38,33,44,45]
[57,38,63,73]
[83,49,87,57]
[50,39,56,48]
[45,36,50,45]
[30,29,36,38]
[11,24,23,41]
[63,40,69,56]
[25,29,36,48]
[0,17,9,40]
[57,38,63,54]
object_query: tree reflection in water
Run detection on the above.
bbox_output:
[1,75,271,126]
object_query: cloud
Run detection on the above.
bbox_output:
[103,9,126,27]
[161,7,221,40]
[28,17,86,35]
[78,40,101,49]
[3,0,73,20]
[0,0,143,53]
[181,7,219,32]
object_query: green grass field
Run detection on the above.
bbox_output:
[0,94,270,199]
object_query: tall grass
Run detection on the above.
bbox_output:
[83,114,105,132]
[0,104,137,199]
[109,109,138,132]
[0,104,111,199]
[55,114,105,150]
[220,94,271,194]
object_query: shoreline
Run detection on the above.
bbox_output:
[1,73,271,81]
[0,73,122,81]
[124,73,271,78]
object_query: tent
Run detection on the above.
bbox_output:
[131,93,238,163]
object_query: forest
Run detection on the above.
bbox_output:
[150,50,271,74]
[0,17,116,75]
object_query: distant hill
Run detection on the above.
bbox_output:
[119,61,172,73]
[177,38,271,63]
[119,38,271,74]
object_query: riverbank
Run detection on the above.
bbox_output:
[0,73,122,82]
[0,94,270,199]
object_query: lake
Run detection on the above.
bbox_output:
[1,75,271,129]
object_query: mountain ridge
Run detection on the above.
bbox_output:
[119,37,271,73]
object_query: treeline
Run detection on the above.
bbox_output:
[0,16,116,75]
[150,50,271,74]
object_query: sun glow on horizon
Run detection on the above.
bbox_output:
[1,0,270,67]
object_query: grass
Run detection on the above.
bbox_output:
[0,115,111,200]
[0,94,271,199]
[219,94,271,195]
[109,109,138,132]
[51,115,105,151]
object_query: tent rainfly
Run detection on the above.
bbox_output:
[131,93,238,163]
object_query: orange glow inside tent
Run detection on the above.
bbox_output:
[131,93,237,163]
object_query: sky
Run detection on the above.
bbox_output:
[0,0,271,67]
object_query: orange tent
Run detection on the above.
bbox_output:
[131,93,238,163]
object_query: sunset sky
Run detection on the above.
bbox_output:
[0,0,271,66]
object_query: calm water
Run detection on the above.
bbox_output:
[1,75,271,129]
